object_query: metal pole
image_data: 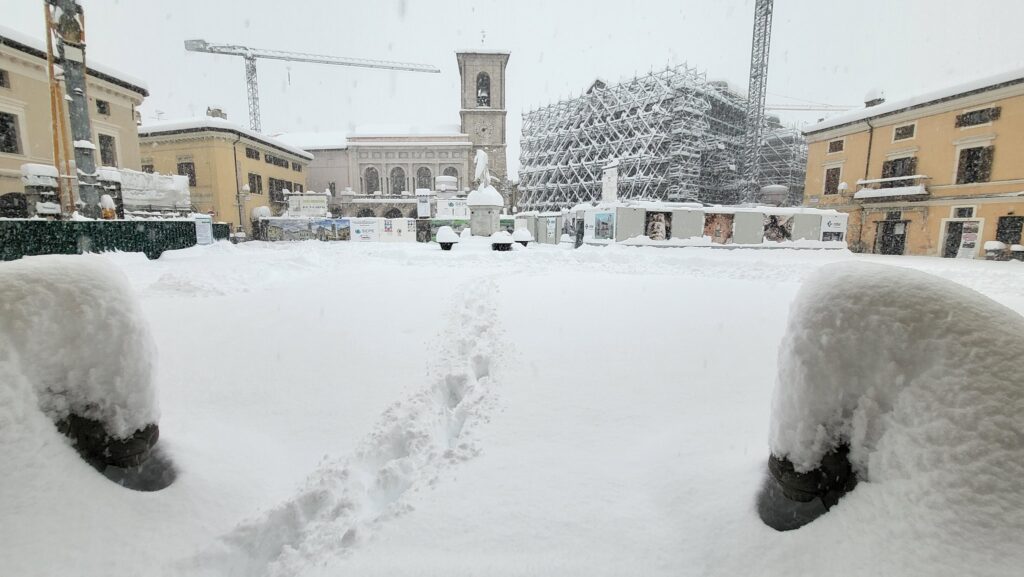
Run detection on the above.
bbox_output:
[244,55,261,132]
[50,0,100,217]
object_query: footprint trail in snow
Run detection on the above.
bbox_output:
[186,278,504,577]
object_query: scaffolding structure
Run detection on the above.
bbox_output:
[760,123,808,206]
[518,66,806,211]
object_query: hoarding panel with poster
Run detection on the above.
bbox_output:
[350,218,379,242]
[763,214,794,242]
[821,213,848,242]
[645,211,672,240]
[704,213,734,244]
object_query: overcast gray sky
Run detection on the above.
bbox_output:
[8,0,1024,180]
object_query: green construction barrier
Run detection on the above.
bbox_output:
[213,223,230,240]
[0,220,197,261]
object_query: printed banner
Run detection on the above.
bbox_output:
[264,218,351,241]
[763,214,794,242]
[645,211,673,240]
[704,213,734,244]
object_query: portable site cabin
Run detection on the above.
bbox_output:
[514,212,539,242]
[535,212,565,244]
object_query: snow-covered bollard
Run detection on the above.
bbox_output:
[460,227,472,241]
[0,256,168,487]
[490,230,514,251]
[1011,244,1024,261]
[984,240,1008,260]
[512,227,534,247]
[436,225,460,251]
[759,262,1024,532]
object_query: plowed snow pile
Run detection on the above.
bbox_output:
[1,241,1022,576]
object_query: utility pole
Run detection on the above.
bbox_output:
[48,0,100,217]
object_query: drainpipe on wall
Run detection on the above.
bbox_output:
[859,118,875,251]
[232,133,244,233]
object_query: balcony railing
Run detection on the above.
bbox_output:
[853,175,930,201]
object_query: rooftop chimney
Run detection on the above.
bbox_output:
[864,88,886,108]
[206,106,227,120]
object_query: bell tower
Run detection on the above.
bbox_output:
[456,51,510,184]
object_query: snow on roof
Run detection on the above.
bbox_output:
[273,131,348,151]
[456,49,511,55]
[805,67,1024,134]
[139,117,314,160]
[853,185,928,200]
[350,123,465,138]
[0,24,149,96]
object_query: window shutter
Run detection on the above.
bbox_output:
[906,157,918,175]
[956,149,970,184]
[881,160,894,179]
[980,146,994,181]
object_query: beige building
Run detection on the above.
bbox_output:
[803,72,1024,257]
[0,25,147,212]
[138,115,311,231]
[273,50,509,218]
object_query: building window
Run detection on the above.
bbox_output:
[177,161,197,187]
[364,167,380,194]
[880,156,917,188]
[996,216,1023,245]
[98,134,117,167]
[390,167,406,194]
[264,153,288,167]
[827,139,844,154]
[476,72,491,107]
[823,166,841,195]
[893,123,915,141]
[952,206,975,218]
[885,211,902,221]
[0,69,9,89]
[268,177,287,203]
[956,146,994,184]
[294,184,303,193]
[383,207,403,219]
[443,166,459,188]
[291,162,302,172]
[0,111,22,154]
[416,166,432,189]
[956,106,1001,128]
[247,173,263,195]
[96,99,110,116]
[245,147,260,160]
[141,164,154,174]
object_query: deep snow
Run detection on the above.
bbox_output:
[1,240,1022,576]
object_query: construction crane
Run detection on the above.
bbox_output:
[742,0,774,203]
[184,39,441,132]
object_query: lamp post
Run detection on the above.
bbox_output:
[237,183,251,234]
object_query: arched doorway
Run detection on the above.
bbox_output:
[383,207,403,219]
[442,166,459,190]
[364,167,380,194]
[356,208,376,217]
[416,167,432,190]
[390,167,406,195]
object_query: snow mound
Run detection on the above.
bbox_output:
[466,185,503,207]
[983,240,1007,251]
[436,226,460,243]
[512,228,534,242]
[489,231,513,244]
[0,256,158,438]
[769,262,1024,551]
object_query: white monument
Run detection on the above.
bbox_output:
[466,149,503,236]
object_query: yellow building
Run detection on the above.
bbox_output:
[1,25,147,207]
[803,73,1024,257]
[138,114,312,232]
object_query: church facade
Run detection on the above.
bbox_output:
[276,50,510,218]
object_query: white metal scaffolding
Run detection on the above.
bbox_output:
[518,66,806,210]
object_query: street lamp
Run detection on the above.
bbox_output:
[237,183,251,235]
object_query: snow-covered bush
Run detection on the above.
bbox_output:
[0,256,158,439]
[512,228,534,246]
[490,230,513,251]
[436,226,459,250]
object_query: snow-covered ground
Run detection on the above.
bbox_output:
[1,240,1022,576]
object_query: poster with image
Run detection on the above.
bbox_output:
[957,220,980,258]
[594,212,615,240]
[645,211,672,240]
[763,214,794,242]
[350,218,379,242]
[704,213,734,244]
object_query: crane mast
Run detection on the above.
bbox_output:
[743,0,774,203]
[184,39,440,132]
